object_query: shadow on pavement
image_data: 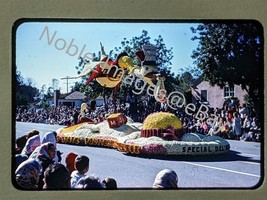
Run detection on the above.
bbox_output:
[126,150,261,163]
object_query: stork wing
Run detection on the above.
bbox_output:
[67,61,107,79]
[79,61,107,77]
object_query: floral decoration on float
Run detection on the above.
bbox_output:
[56,112,230,156]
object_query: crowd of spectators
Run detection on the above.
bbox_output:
[14,129,177,189]
[14,96,262,190]
[16,96,262,142]
[14,129,117,189]
[121,96,262,142]
[16,105,79,125]
[174,100,261,142]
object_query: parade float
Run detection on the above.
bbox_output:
[56,112,230,156]
[57,44,230,156]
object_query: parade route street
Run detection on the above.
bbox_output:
[15,122,262,189]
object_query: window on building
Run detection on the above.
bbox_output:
[224,86,235,98]
[200,90,208,102]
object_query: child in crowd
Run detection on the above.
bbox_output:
[43,163,71,189]
[102,178,117,189]
[65,152,78,174]
[76,176,103,189]
[70,155,90,188]
[200,119,209,134]
[232,112,242,140]
[218,117,229,138]
[240,127,252,141]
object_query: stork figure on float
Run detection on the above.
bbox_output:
[69,43,167,106]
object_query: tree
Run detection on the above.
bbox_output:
[112,30,152,63]
[16,67,40,106]
[70,82,82,92]
[112,30,173,71]
[179,65,202,79]
[191,22,264,119]
[26,77,35,87]
[15,67,24,92]
[40,84,47,99]
[176,71,194,91]
[46,86,54,97]
[43,79,60,98]
[172,67,202,104]
[51,78,59,91]
[114,31,176,94]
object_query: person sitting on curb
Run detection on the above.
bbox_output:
[152,169,178,189]
[65,152,78,174]
[70,155,90,188]
[75,176,103,189]
[102,177,117,189]
[43,163,71,189]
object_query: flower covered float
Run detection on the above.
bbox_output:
[56,112,230,156]
[58,43,230,156]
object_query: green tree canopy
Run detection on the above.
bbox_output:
[112,30,173,72]
[191,22,264,118]
[16,67,40,106]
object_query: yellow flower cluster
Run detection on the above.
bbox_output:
[143,112,182,130]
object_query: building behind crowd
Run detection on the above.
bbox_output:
[190,79,247,108]
[46,90,104,108]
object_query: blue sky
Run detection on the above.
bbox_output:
[16,22,199,94]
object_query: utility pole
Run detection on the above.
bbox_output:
[61,76,71,93]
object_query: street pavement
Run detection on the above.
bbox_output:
[15,122,262,189]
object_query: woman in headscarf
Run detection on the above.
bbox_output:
[15,154,29,170]
[29,131,62,162]
[20,134,41,157]
[41,131,57,146]
[152,169,178,189]
[35,142,56,189]
[15,159,42,189]
[15,130,39,154]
